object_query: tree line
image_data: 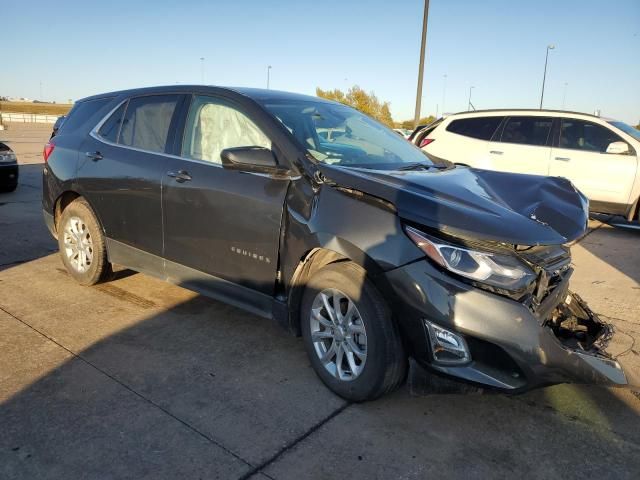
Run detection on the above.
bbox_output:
[317,86,640,132]
[316,85,436,130]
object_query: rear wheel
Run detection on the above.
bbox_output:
[58,198,112,285]
[0,183,17,193]
[301,262,407,401]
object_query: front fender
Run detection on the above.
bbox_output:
[281,182,423,290]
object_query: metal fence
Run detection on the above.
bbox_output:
[0,112,58,124]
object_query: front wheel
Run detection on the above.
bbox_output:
[301,262,407,401]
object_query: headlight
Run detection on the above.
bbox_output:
[405,226,535,292]
[0,152,17,164]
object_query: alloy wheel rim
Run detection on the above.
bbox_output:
[310,288,367,381]
[63,216,93,273]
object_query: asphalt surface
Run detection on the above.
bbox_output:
[1,124,639,479]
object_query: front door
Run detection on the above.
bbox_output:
[549,118,637,205]
[485,115,553,176]
[162,94,290,297]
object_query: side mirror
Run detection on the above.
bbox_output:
[220,146,291,177]
[606,141,630,155]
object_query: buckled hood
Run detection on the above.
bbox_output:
[317,164,589,246]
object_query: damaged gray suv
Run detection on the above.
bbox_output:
[42,86,636,401]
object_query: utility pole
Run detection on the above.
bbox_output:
[413,0,430,128]
[441,74,447,114]
[467,86,475,111]
[267,65,272,89]
[539,45,554,109]
[200,57,205,83]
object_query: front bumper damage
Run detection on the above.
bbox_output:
[385,259,634,392]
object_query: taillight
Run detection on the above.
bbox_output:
[419,138,435,148]
[43,141,55,162]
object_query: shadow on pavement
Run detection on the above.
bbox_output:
[1,255,639,479]
[0,163,57,271]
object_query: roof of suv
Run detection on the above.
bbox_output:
[446,108,613,121]
[76,85,336,105]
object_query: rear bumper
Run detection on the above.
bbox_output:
[385,260,632,392]
[0,163,19,186]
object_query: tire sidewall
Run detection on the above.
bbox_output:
[57,199,106,285]
[300,263,393,401]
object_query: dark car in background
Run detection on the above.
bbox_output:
[0,141,18,192]
[41,86,636,401]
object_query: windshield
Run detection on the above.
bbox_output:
[259,99,439,169]
[608,121,640,142]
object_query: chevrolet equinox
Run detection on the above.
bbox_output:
[42,86,635,401]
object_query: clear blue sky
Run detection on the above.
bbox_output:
[3,0,639,123]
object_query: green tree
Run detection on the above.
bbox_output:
[399,116,436,130]
[316,85,395,127]
[379,103,394,128]
[635,121,640,131]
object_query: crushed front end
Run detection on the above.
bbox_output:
[384,236,631,392]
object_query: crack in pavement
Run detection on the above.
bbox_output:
[237,402,351,480]
[0,304,255,472]
[0,303,353,480]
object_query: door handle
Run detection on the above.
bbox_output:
[489,150,503,155]
[85,151,103,161]
[167,170,192,183]
[554,157,571,161]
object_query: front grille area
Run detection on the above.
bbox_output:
[520,245,572,312]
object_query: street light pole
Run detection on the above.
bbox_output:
[413,0,430,128]
[539,45,555,109]
[267,65,272,89]
[200,57,205,83]
[467,86,474,111]
[441,74,447,114]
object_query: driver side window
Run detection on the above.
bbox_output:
[182,95,271,164]
[559,119,624,153]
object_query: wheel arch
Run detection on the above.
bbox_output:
[53,191,106,235]
[285,244,390,336]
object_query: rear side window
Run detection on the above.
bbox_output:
[119,95,179,153]
[560,119,624,153]
[97,103,126,143]
[59,97,112,134]
[446,116,503,140]
[500,116,552,146]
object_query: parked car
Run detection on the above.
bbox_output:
[393,128,412,138]
[42,87,635,401]
[411,110,640,222]
[0,141,18,192]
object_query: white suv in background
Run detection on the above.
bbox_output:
[412,110,640,221]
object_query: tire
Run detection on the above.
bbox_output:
[57,197,113,286]
[300,261,407,401]
[0,183,17,193]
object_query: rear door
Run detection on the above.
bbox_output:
[549,118,637,205]
[79,93,185,259]
[485,115,553,175]
[425,116,503,166]
[162,94,290,297]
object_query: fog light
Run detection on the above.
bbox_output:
[424,320,470,364]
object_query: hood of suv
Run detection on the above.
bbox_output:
[317,164,589,246]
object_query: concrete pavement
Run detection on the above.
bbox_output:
[1,124,638,479]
